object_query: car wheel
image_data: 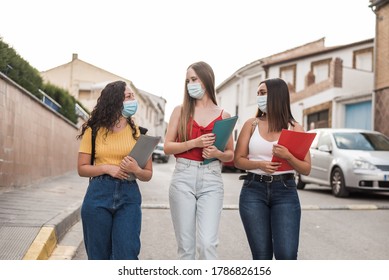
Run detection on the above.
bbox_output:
[296,173,306,189]
[330,167,349,197]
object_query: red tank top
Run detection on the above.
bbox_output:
[175,111,223,161]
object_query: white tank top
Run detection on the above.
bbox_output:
[248,125,294,175]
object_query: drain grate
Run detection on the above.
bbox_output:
[0,226,40,260]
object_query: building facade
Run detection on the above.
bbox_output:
[216,38,375,140]
[40,54,167,139]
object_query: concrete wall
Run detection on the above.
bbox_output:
[0,73,79,189]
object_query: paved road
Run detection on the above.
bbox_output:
[67,157,389,260]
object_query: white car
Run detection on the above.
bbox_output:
[297,128,389,197]
[152,143,170,163]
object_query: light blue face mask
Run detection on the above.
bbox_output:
[257,95,267,113]
[187,83,205,99]
[122,99,138,118]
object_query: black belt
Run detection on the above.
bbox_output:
[239,172,295,183]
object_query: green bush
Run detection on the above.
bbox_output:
[40,83,78,123]
[0,39,43,98]
[0,38,89,124]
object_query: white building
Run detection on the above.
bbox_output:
[41,54,167,138]
[216,38,374,139]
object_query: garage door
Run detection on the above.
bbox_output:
[345,101,372,130]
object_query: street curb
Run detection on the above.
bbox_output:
[22,205,82,260]
[23,227,57,260]
[49,221,84,260]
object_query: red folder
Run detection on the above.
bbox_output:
[271,129,317,171]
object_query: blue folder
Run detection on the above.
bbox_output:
[203,115,238,164]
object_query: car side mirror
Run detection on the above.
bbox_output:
[318,144,331,153]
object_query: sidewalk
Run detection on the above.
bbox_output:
[0,171,88,260]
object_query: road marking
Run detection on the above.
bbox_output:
[347,204,378,210]
[23,227,57,260]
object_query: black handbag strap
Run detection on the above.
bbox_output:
[90,127,97,165]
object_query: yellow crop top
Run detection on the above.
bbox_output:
[79,124,140,166]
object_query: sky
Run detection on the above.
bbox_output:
[1,0,376,121]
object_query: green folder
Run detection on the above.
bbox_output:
[203,115,238,164]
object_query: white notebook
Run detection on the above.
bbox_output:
[127,135,161,181]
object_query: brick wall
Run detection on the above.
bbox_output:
[373,2,389,136]
[375,4,389,90]
[374,88,389,136]
[0,74,80,189]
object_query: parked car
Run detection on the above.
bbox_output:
[152,143,170,163]
[297,128,389,197]
[222,160,245,173]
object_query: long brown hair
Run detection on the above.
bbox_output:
[178,61,217,141]
[256,78,296,132]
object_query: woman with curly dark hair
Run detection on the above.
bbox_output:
[77,80,152,260]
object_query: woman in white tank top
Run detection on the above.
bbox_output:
[234,78,311,260]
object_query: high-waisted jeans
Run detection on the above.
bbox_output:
[169,157,224,260]
[81,175,142,260]
[239,175,301,260]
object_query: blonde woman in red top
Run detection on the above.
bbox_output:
[164,61,234,259]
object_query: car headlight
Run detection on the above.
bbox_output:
[352,159,377,170]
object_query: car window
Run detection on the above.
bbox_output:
[333,132,389,151]
[362,133,389,151]
[317,132,332,149]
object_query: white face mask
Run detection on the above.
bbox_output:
[257,95,267,113]
[187,83,205,99]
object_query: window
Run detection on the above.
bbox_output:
[79,90,91,100]
[248,75,262,105]
[353,47,373,71]
[307,110,329,129]
[311,59,331,83]
[279,64,296,92]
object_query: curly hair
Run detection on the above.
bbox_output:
[77,80,138,139]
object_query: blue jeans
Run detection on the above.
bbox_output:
[239,176,301,260]
[81,175,142,260]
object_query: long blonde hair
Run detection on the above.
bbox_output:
[178,61,217,141]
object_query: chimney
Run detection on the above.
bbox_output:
[72,53,78,61]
